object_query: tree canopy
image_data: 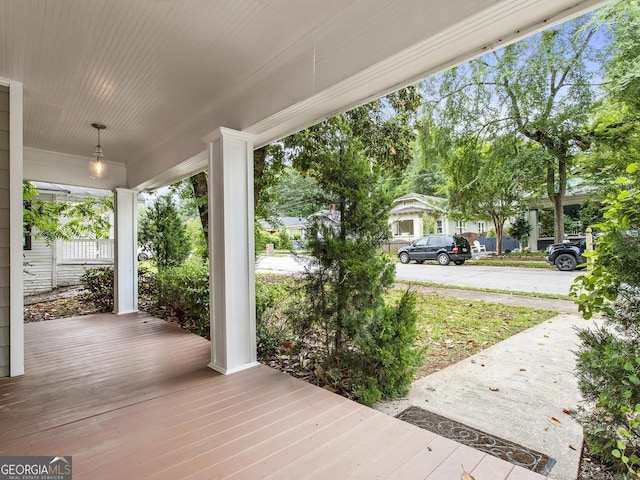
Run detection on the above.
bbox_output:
[23,181,112,246]
[421,16,606,242]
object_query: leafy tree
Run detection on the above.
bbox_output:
[138,192,190,269]
[23,181,112,245]
[428,130,541,253]
[270,167,323,218]
[580,0,640,190]
[402,117,450,197]
[423,16,605,242]
[287,103,422,405]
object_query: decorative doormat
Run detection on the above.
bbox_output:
[395,406,556,476]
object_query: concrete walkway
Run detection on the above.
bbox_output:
[376,294,593,480]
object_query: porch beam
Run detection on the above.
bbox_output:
[113,188,138,314]
[203,127,259,375]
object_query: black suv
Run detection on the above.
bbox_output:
[397,235,472,266]
[544,239,587,271]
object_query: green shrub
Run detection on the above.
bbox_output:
[255,275,293,358]
[575,288,640,472]
[354,289,422,405]
[156,260,210,338]
[278,230,292,250]
[81,266,114,312]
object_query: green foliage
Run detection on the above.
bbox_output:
[286,115,421,406]
[507,216,531,243]
[422,16,603,242]
[80,266,114,312]
[255,275,294,358]
[578,199,605,231]
[23,181,112,246]
[155,260,210,338]
[572,163,640,474]
[574,291,640,473]
[354,289,423,405]
[270,167,323,218]
[572,163,640,319]
[138,192,191,269]
[277,230,292,250]
[255,228,292,251]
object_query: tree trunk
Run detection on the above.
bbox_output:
[189,172,209,244]
[254,147,267,209]
[551,194,565,243]
[546,155,567,243]
[492,215,504,255]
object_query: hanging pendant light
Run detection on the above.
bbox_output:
[89,123,108,179]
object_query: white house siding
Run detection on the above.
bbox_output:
[0,85,9,377]
[24,236,113,295]
[23,191,114,295]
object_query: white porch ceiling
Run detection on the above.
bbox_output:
[0,0,610,190]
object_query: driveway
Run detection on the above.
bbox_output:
[256,255,581,296]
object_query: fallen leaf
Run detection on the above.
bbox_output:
[544,334,549,338]
[563,408,573,415]
[461,465,476,480]
[520,368,527,372]
[548,416,562,426]
[489,387,500,392]
[569,444,577,450]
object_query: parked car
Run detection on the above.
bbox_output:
[397,234,472,266]
[544,239,587,271]
[137,246,153,261]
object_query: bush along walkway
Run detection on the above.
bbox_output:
[376,311,594,480]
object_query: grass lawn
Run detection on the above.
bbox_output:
[466,258,550,268]
[257,274,558,380]
[387,290,557,377]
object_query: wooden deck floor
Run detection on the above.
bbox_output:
[0,313,548,479]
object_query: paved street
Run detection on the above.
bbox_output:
[256,254,581,296]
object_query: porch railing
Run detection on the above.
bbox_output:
[60,239,114,263]
[537,221,583,238]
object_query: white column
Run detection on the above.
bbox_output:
[413,217,423,240]
[203,127,258,375]
[113,188,138,314]
[9,80,24,376]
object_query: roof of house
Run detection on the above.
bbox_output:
[390,193,448,215]
[32,181,112,198]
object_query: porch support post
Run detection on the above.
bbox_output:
[203,127,258,375]
[8,81,24,376]
[113,188,138,314]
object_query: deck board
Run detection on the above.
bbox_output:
[0,312,549,479]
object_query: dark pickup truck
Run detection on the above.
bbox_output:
[544,239,587,271]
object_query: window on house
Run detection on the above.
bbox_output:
[455,221,466,234]
[436,220,443,234]
[397,220,414,236]
[478,221,486,233]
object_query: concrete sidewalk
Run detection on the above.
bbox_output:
[376,311,594,480]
